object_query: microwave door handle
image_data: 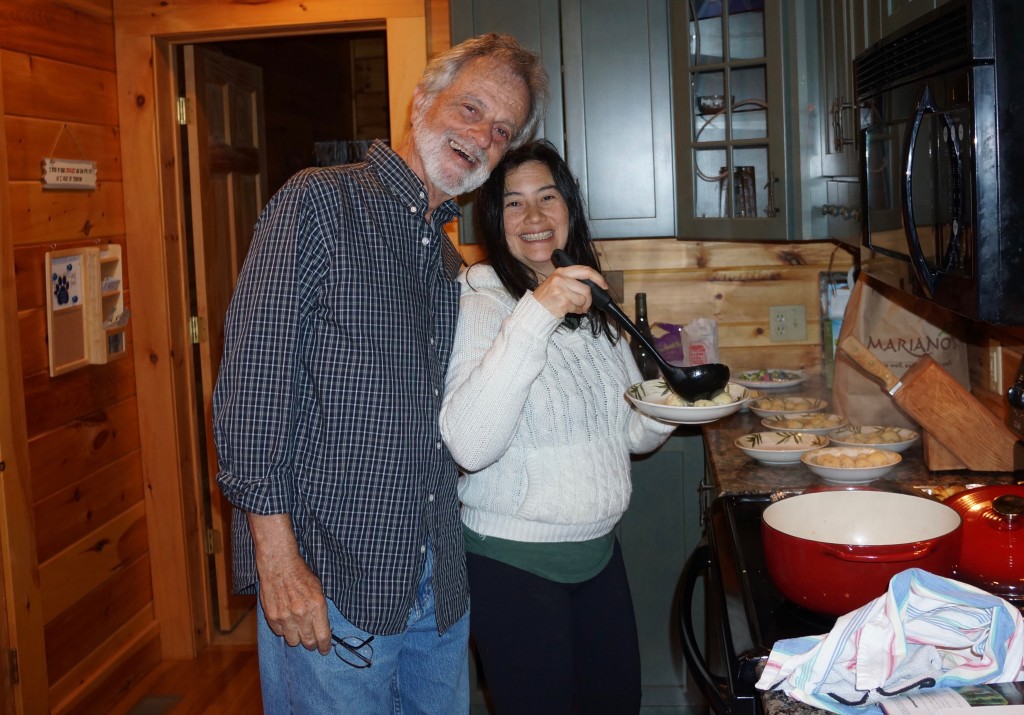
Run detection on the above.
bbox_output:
[902,84,941,297]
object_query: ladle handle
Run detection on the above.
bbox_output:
[550,249,673,375]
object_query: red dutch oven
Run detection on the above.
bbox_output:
[943,485,1024,601]
[762,489,963,616]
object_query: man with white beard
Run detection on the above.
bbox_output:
[212,33,547,714]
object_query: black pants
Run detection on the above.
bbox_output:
[467,540,642,715]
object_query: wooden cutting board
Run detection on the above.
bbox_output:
[840,336,1021,472]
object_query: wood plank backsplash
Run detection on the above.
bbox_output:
[457,237,857,377]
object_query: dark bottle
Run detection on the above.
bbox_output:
[631,293,661,380]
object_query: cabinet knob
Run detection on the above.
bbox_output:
[821,204,839,217]
[840,206,851,220]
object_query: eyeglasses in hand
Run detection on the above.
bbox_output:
[332,633,374,669]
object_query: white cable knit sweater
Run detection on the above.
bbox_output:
[439,264,676,543]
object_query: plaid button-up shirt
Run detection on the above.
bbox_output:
[213,141,467,634]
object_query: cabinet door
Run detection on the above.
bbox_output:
[820,1,854,177]
[820,0,881,178]
[449,0,564,245]
[560,0,676,238]
[619,434,706,714]
[673,0,791,239]
[824,178,862,245]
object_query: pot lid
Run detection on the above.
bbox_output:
[943,485,1024,600]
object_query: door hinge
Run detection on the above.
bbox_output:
[8,649,18,685]
[206,528,223,555]
[177,96,191,126]
[189,316,207,344]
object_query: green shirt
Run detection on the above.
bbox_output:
[463,526,615,583]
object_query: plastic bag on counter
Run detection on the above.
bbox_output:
[654,318,719,367]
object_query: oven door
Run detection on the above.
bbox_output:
[679,541,763,715]
[861,69,974,300]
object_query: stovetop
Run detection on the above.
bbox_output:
[710,493,838,653]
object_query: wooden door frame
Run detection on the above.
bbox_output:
[112,0,427,659]
[0,50,50,714]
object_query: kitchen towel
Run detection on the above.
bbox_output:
[755,568,1024,714]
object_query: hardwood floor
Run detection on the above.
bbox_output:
[109,611,262,715]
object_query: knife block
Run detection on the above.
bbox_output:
[895,357,1019,472]
[921,432,967,471]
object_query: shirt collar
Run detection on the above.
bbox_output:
[366,140,462,228]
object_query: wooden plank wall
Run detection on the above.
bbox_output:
[457,237,857,376]
[597,238,855,376]
[0,1,161,713]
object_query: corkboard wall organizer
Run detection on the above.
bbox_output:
[45,245,129,376]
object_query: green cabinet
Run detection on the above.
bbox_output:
[819,0,881,178]
[817,0,881,245]
[450,0,676,240]
[672,0,825,240]
[560,0,676,238]
[453,0,835,242]
[618,432,706,714]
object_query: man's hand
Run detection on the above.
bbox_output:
[249,512,333,655]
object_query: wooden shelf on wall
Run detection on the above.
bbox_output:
[45,245,128,377]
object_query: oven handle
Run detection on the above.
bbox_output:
[678,540,734,715]
[901,82,965,298]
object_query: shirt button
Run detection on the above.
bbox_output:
[419,191,425,199]
[410,206,418,213]
[434,388,439,396]
[421,237,430,246]
[420,544,427,554]
[435,441,442,449]
[428,493,435,502]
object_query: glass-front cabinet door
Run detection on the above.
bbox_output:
[673,0,793,239]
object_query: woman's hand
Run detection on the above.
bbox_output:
[532,265,609,319]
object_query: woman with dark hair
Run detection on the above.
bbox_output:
[439,139,675,713]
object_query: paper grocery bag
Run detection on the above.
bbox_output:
[832,273,970,430]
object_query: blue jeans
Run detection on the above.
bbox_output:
[256,546,470,714]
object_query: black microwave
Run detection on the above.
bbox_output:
[854,0,1024,325]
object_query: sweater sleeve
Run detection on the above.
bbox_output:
[617,337,678,454]
[440,286,562,472]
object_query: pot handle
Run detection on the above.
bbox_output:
[821,541,938,563]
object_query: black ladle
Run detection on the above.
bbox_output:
[551,249,730,402]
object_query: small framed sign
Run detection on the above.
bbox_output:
[42,157,98,191]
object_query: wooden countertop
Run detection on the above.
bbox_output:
[699,381,1021,715]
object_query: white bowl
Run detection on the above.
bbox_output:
[827,425,920,453]
[748,396,827,418]
[760,412,848,435]
[626,380,750,425]
[801,446,902,484]
[734,368,807,390]
[734,431,830,466]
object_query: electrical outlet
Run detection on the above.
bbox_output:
[769,305,807,342]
